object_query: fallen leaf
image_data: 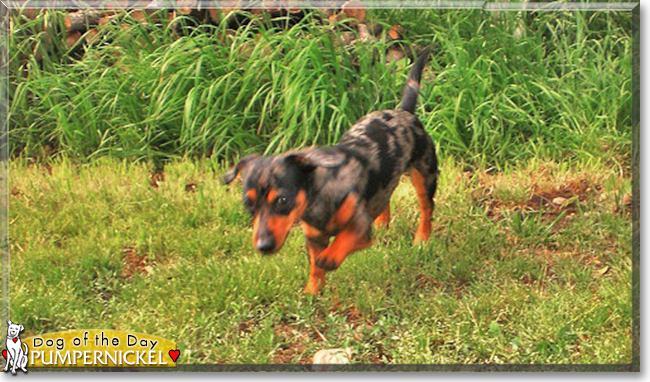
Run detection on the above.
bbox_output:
[623,194,632,206]
[597,266,610,277]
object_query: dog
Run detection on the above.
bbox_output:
[4,320,28,374]
[223,48,438,294]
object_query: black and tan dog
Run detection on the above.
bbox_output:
[223,48,438,294]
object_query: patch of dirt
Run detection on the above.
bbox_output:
[149,165,165,189]
[517,243,617,290]
[93,282,115,302]
[237,320,257,335]
[272,301,388,364]
[42,162,53,176]
[415,273,442,290]
[473,170,602,224]
[329,301,374,333]
[450,279,468,299]
[270,324,312,364]
[368,343,393,364]
[121,246,151,279]
[522,261,559,288]
[528,178,599,211]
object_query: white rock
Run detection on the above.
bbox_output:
[312,348,352,367]
[552,197,567,206]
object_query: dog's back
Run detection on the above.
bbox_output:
[313,48,438,220]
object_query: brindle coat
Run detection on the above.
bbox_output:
[223,48,438,294]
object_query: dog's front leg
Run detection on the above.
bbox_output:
[301,223,329,294]
[314,222,372,272]
[314,194,373,271]
[8,349,17,374]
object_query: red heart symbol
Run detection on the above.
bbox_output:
[12,338,17,343]
[2,350,6,359]
[169,349,180,362]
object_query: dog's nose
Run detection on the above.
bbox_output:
[256,238,276,254]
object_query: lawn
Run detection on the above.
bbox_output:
[9,157,632,364]
[5,7,634,365]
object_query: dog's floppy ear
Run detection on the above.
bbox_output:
[285,149,346,173]
[18,325,23,332]
[222,154,260,185]
[7,320,11,326]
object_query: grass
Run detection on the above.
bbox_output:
[7,9,632,168]
[5,7,634,365]
[8,157,632,364]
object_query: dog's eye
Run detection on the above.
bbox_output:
[273,196,292,214]
[243,197,255,212]
[276,196,289,206]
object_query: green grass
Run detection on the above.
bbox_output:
[9,158,632,364]
[7,9,631,168]
[6,7,633,365]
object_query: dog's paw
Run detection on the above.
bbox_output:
[412,234,431,246]
[315,256,339,271]
[303,283,321,294]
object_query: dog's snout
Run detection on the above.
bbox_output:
[256,237,276,254]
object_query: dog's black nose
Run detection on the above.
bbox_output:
[256,238,276,254]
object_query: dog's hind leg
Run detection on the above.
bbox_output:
[410,165,438,245]
[20,344,27,372]
[373,203,391,229]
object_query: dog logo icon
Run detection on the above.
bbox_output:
[3,320,28,374]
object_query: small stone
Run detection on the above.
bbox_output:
[552,197,567,206]
[313,348,352,365]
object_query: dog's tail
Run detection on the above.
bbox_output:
[22,342,28,354]
[399,47,431,114]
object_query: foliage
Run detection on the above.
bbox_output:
[7,9,632,168]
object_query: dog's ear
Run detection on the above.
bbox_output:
[285,149,345,173]
[6,320,11,326]
[222,154,260,185]
[18,325,23,332]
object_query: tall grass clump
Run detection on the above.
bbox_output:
[8,9,632,168]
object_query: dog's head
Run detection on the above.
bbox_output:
[6,320,23,339]
[222,149,344,254]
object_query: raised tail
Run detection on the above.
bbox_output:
[399,47,431,114]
